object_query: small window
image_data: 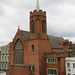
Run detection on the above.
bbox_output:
[68,74,71,75]
[73,63,75,68]
[1,55,4,61]
[5,56,6,61]
[7,63,9,69]
[7,55,9,61]
[4,64,6,69]
[7,50,9,53]
[32,45,34,53]
[47,58,57,63]
[48,69,57,75]
[67,63,70,68]
[1,49,4,54]
[4,49,6,53]
[1,63,3,69]
[68,69,70,71]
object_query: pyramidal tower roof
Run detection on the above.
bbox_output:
[36,0,40,12]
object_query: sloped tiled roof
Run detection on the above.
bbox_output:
[20,30,64,49]
[48,35,65,49]
[20,30,30,41]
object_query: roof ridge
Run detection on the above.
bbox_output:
[20,30,30,32]
[48,35,63,38]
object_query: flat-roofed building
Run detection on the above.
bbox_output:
[0,71,6,75]
[65,57,75,75]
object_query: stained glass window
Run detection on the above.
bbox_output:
[15,40,23,64]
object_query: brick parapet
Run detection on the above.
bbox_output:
[30,10,46,17]
[44,51,69,58]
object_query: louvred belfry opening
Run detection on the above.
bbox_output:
[42,21,46,33]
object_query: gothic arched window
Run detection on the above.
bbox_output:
[32,45,34,53]
[15,40,23,64]
[31,21,35,33]
[42,21,46,33]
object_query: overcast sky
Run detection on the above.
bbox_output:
[0,0,75,45]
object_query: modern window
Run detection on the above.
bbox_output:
[47,69,57,75]
[31,21,35,33]
[15,39,23,64]
[67,63,70,68]
[32,45,34,53]
[42,21,46,33]
[47,58,57,63]
[73,63,75,68]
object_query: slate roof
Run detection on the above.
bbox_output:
[48,35,65,49]
[21,30,30,41]
[20,30,65,49]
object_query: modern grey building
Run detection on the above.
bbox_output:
[0,44,10,71]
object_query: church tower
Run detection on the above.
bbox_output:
[30,0,47,39]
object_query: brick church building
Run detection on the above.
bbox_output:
[10,0,70,75]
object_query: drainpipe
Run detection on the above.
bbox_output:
[58,57,60,75]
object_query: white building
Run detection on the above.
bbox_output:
[0,44,10,70]
[65,57,75,75]
[0,71,6,75]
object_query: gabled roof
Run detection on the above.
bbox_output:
[20,30,64,49]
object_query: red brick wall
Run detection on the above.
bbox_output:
[60,58,66,75]
[10,66,28,75]
[52,49,63,52]
[27,39,51,75]
[38,39,51,75]
[45,58,66,75]
[27,40,40,75]
[63,45,69,52]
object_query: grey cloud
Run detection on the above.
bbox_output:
[0,5,5,16]
[0,0,75,45]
